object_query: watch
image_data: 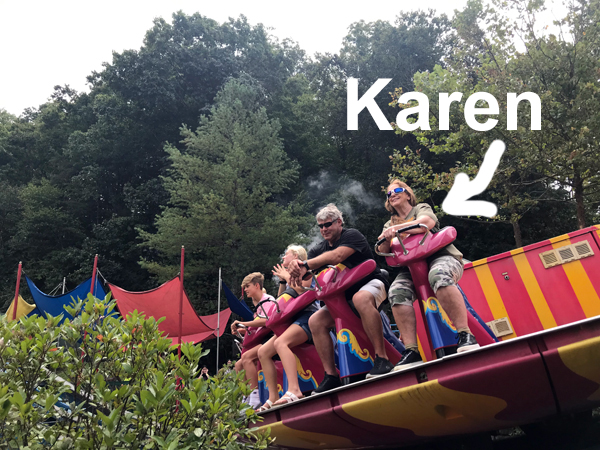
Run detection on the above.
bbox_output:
[302,260,310,271]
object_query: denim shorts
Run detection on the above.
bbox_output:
[292,310,315,343]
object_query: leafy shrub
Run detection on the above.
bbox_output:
[0,294,271,449]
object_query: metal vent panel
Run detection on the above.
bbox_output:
[539,250,560,268]
[485,317,514,338]
[558,246,577,263]
[573,241,594,259]
[539,240,596,269]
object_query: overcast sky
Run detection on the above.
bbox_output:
[1,0,569,116]
[0,0,475,116]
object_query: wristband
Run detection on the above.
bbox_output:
[279,280,287,285]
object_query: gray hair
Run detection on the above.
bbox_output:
[316,203,344,224]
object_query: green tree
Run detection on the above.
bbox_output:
[0,295,270,449]
[7,179,86,287]
[289,11,454,242]
[140,76,311,311]
[389,0,600,247]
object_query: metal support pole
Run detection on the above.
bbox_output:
[178,246,185,360]
[216,267,222,374]
[12,262,22,321]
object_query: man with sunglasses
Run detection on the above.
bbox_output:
[288,204,392,393]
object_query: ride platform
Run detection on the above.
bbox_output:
[256,226,600,449]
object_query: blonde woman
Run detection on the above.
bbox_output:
[378,180,479,372]
[255,245,318,411]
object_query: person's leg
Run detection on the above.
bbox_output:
[435,285,467,328]
[308,308,336,376]
[388,272,424,371]
[352,290,387,359]
[257,336,280,404]
[241,345,261,389]
[391,304,418,348]
[429,256,467,328]
[389,272,418,349]
[273,324,309,399]
[429,256,478,352]
[234,359,243,373]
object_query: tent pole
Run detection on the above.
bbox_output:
[216,267,222,374]
[62,277,66,294]
[178,246,185,360]
[90,254,98,295]
[12,262,22,320]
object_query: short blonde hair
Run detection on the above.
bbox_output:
[385,179,417,215]
[316,203,343,224]
[285,244,307,261]
[241,272,264,289]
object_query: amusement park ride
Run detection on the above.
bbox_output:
[237,224,600,449]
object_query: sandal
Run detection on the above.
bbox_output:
[255,399,274,412]
[273,391,303,406]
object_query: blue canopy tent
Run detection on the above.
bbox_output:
[26,276,107,324]
[222,282,254,321]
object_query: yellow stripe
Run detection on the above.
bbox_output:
[510,250,557,329]
[549,233,571,244]
[510,247,525,256]
[256,422,355,449]
[473,261,516,340]
[470,258,488,268]
[552,240,600,318]
[416,335,427,362]
[558,335,600,402]
[342,379,508,436]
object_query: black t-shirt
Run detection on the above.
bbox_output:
[308,228,389,301]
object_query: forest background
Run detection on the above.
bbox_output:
[1,0,598,366]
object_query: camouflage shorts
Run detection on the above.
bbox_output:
[388,256,463,307]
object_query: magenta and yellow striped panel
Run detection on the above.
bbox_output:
[551,236,600,318]
[510,249,557,329]
[462,226,600,339]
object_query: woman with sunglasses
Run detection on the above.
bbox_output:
[378,180,479,371]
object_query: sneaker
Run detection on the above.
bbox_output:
[311,373,342,395]
[456,331,480,353]
[392,349,424,372]
[365,354,394,379]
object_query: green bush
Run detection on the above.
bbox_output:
[0,294,271,449]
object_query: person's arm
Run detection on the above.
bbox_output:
[230,317,267,333]
[287,246,356,287]
[272,263,289,296]
[378,209,436,250]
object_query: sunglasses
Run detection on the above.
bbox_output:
[317,220,337,229]
[387,187,406,198]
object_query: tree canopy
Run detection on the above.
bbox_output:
[1,2,598,363]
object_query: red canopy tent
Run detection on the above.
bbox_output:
[109,277,231,344]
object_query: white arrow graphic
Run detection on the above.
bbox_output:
[442,140,506,218]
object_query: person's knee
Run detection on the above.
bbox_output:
[273,337,287,354]
[436,285,450,296]
[241,351,254,364]
[309,311,325,332]
[353,291,375,314]
[257,345,269,361]
[234,359,243,372]
[392,303,415,320]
